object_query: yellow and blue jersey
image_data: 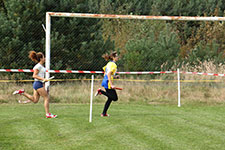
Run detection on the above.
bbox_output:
[101,61,117,89]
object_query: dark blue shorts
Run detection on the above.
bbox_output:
[33,81,43,90]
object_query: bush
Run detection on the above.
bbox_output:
[122,24,180,71]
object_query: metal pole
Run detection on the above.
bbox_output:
[47,12,225,22]
[89,75,94,122]
[45,13,51,91]
[177,68,181,107]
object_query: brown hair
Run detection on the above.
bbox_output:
[102,51,117,61]
[29,51,44,63]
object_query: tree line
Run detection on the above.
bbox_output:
[0,0,224,79]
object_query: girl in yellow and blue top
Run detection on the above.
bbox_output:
[95,51,119,117]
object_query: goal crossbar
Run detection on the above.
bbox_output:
[47,12,225,21]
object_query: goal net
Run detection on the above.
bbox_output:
[0,12,224,105]
[43,12,225,105]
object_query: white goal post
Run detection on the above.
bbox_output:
[45,12,225,108]
[45,12,225,90]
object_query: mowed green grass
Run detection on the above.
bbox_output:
[1,103,225,150]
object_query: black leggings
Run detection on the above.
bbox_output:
[101,89,118,115]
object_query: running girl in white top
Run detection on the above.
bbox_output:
[13,51,57,118]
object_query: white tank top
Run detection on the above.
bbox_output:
[33,63,46,81]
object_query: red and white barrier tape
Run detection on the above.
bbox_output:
[48,70,104,74]
[0,69,224,76]
[0,69,174,74]
[0,69,34,73]
[116,71,176,74]
[181,71,225,77]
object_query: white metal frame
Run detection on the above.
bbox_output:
[89,75,94,122]
[45,12,225,106]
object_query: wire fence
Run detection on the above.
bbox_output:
[1,12,225,85]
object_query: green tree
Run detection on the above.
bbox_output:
[123,24,180,71]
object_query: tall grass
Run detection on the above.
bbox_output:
[1,60,224,105]
[171,60,225,80]
[1,79,224,105]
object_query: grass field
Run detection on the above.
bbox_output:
[1,103,225,150]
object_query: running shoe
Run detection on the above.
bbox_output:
[13,89,25,95]
[46,113,57,118]
[18,100,31,104]
[95,88,102,96]
[101,113,110,117]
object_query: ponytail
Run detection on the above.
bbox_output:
[102,51,117,61]
[29,51,44,63]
